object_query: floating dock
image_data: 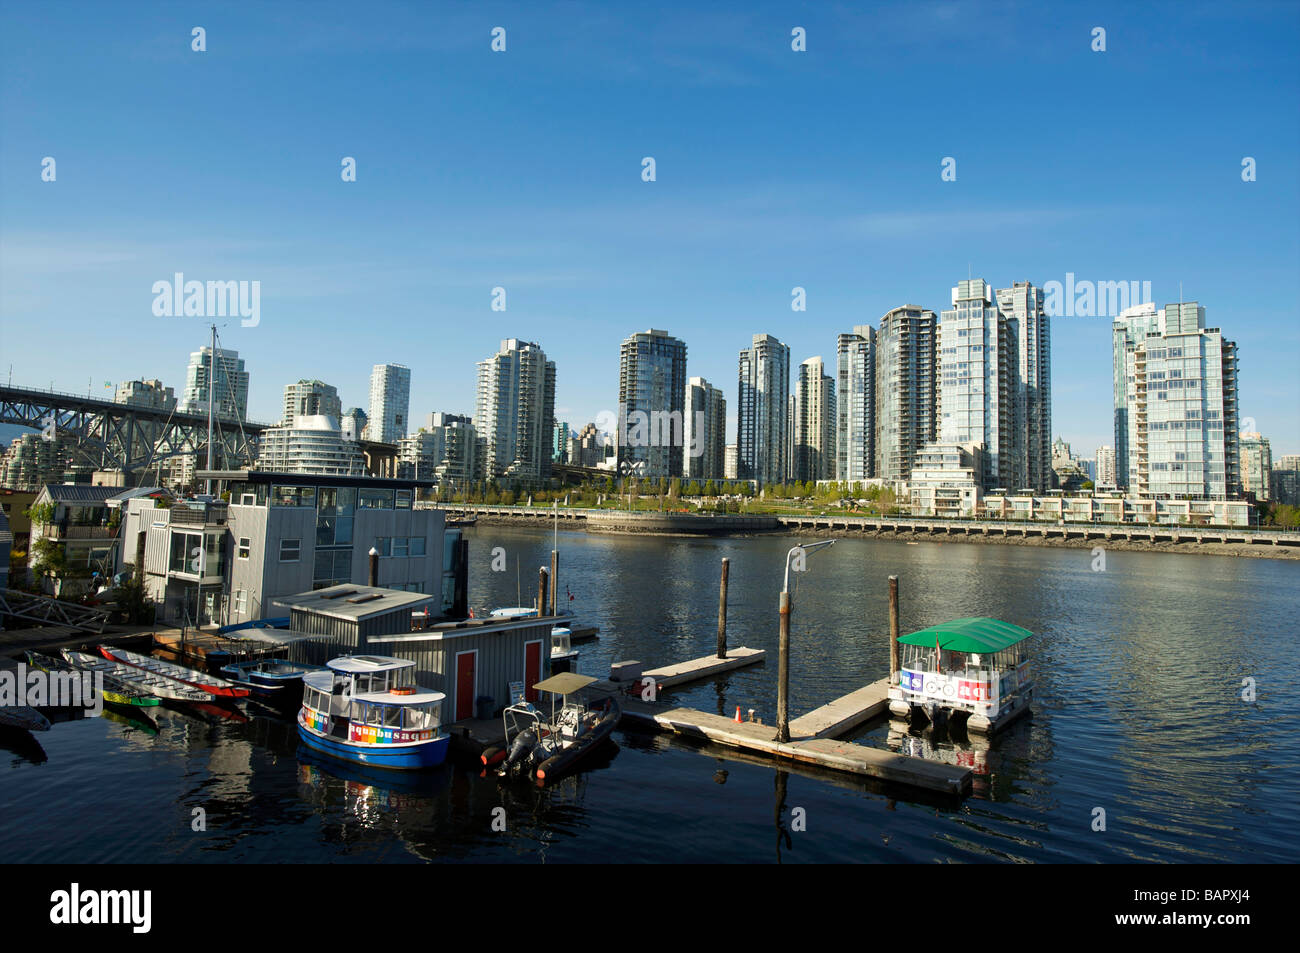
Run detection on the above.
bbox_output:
[447,647,969,797]
[615,700,969,796]
[641,646,765,688]
[787,678,892,739]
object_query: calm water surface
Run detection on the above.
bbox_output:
[3,528,1298,863]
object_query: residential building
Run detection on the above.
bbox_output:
[793,356,836,483]
[283,380,342,427]
[1270,463,1300,506]
[180,346,249,421]
[982,491,1251,527]
[1128,301,1239,500]
[874,305,938,482]
[1050,436,1090,492]
[908,442,985,518]
[617,329,688,479]
[257,416,366,476]
[116,379,177,411]
[26,484,126,595]
[932,280,1017,490]
[724,444,739,481]
[340,407,368,443]
[475,339,556,482]
[1112,302,1164,490]
[997,281,1052,491]
[552,420,571,464]
[1096,445,1117,488]
[567,423,605,469]
[683,377,726,481]
[836,325,875,482]
[367,364,411,444]
[1,432,76,491]
[1239,432,1272,501]
[737,333,790,486]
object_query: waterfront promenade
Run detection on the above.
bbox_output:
[426,503,1300,555]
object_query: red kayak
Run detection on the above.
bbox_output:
[98,645,250,699]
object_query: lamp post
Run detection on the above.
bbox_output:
[776,538,837,743]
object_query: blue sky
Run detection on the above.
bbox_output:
[2,1,1298,456]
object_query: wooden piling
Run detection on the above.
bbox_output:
[716,558,730,659]
[776,590,791,743]
[537,567,549,617]
[889,575,900,679]
[550,550,559,615]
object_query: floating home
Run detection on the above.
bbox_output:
[268,584,562,723]
[888,617,1034,734]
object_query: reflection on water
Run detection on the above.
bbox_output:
[1,528,1298,863]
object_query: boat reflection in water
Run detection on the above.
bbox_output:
[296,744,453,850]
[0,726,48,765]
[886,719,995,798]
[99,705,160,737]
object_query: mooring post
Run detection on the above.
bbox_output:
[368,547,379,587]
[889,574,900,680]
[776,589,791,742]
[537,566,549,617]
[716,557,730,659]
[550,550,559,615]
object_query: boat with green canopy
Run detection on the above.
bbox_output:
[888,617,1034,734]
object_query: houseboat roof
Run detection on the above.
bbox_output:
[274,585,437,622]
[897,617,1033,653]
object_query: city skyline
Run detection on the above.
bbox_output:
[2,3,1296,457]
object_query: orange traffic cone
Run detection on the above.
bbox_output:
[735,705,742,723]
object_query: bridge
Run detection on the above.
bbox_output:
[0,384,405,481]
[0,383,269,476]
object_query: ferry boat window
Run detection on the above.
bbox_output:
[384,706,402,727]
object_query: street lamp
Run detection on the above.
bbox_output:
[776,538,837,743]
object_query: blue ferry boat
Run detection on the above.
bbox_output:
[296,656,449,770]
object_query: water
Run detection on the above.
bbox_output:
[3,527,1298,863]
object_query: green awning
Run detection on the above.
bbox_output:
[896,617,1033,654]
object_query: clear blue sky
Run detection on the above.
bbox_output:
[2,1,1298,457]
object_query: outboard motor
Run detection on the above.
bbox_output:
[503,729,538,776]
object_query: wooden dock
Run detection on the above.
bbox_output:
[615,699,968,795]
[641,646,765,688]
[787,678,892,739]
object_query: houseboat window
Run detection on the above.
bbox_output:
[395,489,412,509]
[317,487,357,516]
[237,537,250,559]
[409,536,426,557]
[392,537,409,558]
[358,488,395,510]
[279,538,301,562]
[271,485,316,508]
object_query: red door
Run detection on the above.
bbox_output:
[524,641,542,702]
[455,651,476,720]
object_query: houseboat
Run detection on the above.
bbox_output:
[297,655,450,771]
[888,617,1034,734]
